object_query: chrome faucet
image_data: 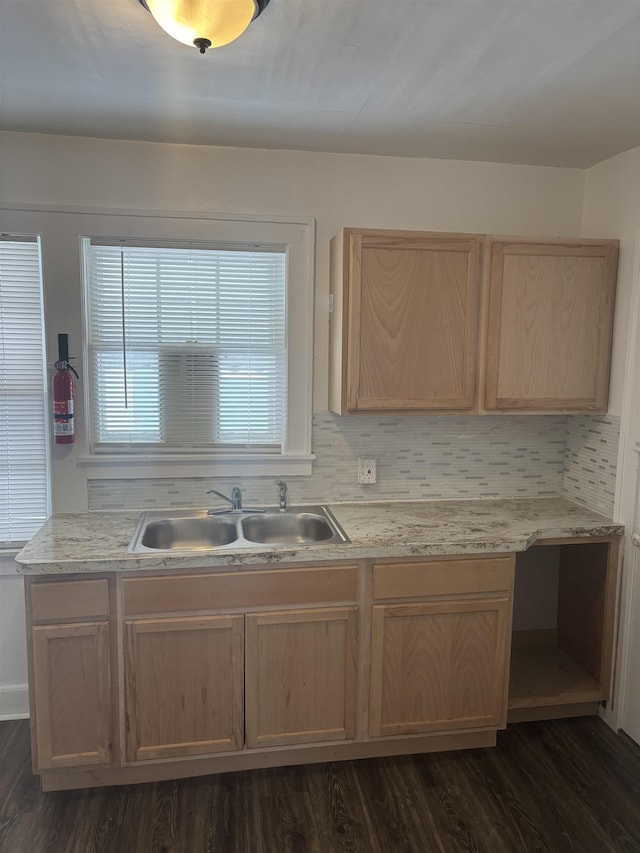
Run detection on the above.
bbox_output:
[206,487,264,515]
[206,486,243,513]
[277,480,288,512]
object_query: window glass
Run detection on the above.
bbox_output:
[84,241,287,452]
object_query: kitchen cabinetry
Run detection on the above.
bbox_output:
[121,565,359,762]
[329,228,618,416]
[369,556,514,737]
[245,606,357,748]
[27,578,112,770]
[124,614,244,761]
[329,228,483,414]
[484,238,618,412]
[508,536,619,721]
[22,532,619,791]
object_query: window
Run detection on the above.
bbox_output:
[0,236,49,543]
[85,240,287,451]
[81,216,313,475]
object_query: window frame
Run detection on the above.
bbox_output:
[80,213,315,478]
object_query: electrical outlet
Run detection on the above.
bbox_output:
[358,457,377,484]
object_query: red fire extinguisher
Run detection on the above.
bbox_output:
[52,334,79,445]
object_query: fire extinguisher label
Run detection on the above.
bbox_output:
[54,400,74,435]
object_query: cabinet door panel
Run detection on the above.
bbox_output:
[245,607,357,748]
[369,598,510,737]
[346,231,482,412]
[124,615,243,761]
[485,240,617,411]
[32,622,111,769]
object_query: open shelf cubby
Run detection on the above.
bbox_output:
[508,537,619,723]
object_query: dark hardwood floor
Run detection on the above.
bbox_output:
[1,716,640,853]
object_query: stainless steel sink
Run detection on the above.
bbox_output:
[128,506,349,553]
[241,511,336,545]
[140,516,238,550]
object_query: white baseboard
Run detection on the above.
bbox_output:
[0,683,30,720]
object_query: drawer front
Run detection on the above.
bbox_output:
[30,579,110,623]
[372,556,514,601]
[123,565,359,615]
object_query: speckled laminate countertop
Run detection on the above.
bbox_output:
[14,497,623,575]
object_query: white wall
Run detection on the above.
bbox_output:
[582,146,640,736]
[0,556,28,720]
[582,146,640,416]
[0,130,589,717]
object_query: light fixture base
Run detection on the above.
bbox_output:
[193,37,212,54]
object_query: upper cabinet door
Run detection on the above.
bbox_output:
[484,239,618,412]
[330,229,483,414]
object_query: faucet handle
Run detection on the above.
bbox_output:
[206,489,232,504]
[276,480,288,512]
[207,487,244,512]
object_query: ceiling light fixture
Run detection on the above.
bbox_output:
[138,0,271,53]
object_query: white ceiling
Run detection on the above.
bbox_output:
[1,0,639,168]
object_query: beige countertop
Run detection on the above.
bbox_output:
[14,497,623,575]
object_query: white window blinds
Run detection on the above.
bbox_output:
[84,241,287,452]
[0,237,49,543]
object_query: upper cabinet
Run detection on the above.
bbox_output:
[329,229,618,416]
[329,229,484,414]
[484,238,618,412]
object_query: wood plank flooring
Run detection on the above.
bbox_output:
[1,716,640,852]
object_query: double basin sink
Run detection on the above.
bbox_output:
[128,506,350,554]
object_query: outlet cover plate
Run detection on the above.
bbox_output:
[358,457,377,484]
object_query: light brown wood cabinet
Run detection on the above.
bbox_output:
[23,540,619,791]
[245,606,357,748]
[329,228,484,414]
[120,567,360,762]
[124,614,244,761]
[485,238,618,412]
[30,621,111,770]
[369,556,514,738]
[329,228,618,415]
[509,536,619,721]
[124,604,359,761]
[27,577,113,772]
[369,598,512,737]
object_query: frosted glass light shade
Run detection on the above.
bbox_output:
[145,0,257,49]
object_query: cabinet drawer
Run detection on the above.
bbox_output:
[30,579,110,623]
[123,565,359,615]
[372,556,514,601]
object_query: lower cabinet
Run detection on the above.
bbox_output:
[508,537,619,720]
[124,607,358,760]
[245,607,358,748]
[25,542,618,791]
[27,576,113,772]
[30,621,111,769]
[115,564,361,765]
[369,555,515,738]
[369,598,512,737]
[124,614,244,761]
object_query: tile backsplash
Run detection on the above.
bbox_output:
[88,411,615,512]
[562,414,620,515]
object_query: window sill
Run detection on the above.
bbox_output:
[78,453,315,479]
